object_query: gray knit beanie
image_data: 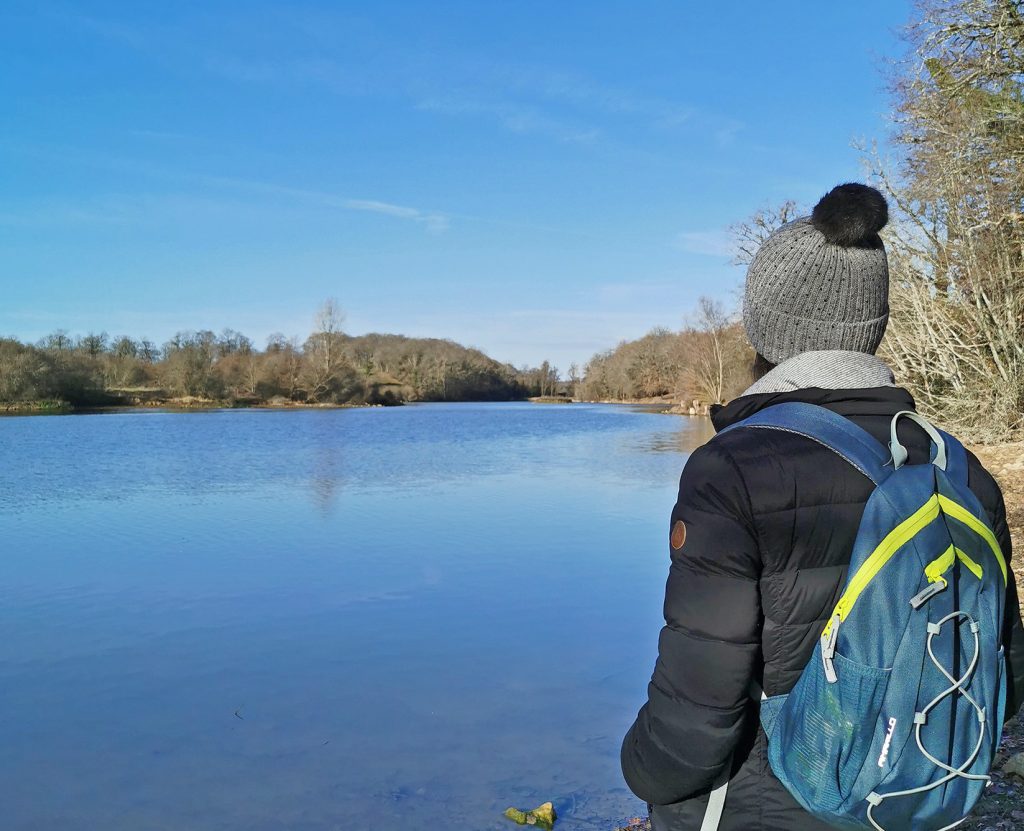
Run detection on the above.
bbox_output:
[743,183,890,365]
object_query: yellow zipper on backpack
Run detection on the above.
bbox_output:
[821,495,941,641]
[821,494,1006,642]
[925,544,984,582]
[936,495,1007,585]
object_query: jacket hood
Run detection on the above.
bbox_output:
[710,386,917,433]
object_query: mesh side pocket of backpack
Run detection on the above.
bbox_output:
[771,651,892,815]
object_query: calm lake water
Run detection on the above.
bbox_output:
[0,402,714,831]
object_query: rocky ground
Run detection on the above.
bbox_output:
[962,442,1024,830]
[611,820,650,831]
[609,442,1024,831]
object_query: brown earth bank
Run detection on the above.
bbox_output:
[0,399,375,413]
[609,442,1024,831]
[0,399,74,413]
[571,396,712,415]
[0,394,404,414]
[961,442,1024,829]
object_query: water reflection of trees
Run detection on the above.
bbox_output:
[639,419,716,455]
[309,439,344,516]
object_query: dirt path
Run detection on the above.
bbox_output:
[961,442,1024,830]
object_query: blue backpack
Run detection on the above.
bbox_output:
[716,403,1008,831]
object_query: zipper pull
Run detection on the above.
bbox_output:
[910,578,948,609]
[821,614,841,683]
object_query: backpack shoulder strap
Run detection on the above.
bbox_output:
[939,429,969,487]
[718,402,891,485]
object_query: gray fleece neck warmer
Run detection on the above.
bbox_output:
[742,350,896,396]
[743,184,891,364]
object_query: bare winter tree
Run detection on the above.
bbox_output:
[871,0,1024,438]
[303,298,354,402]
[161,331,219,397]
[684,297,751,405]
[730,200,802,266]
[104,336,144,388]
[79,332,109,357]
[567,362,581,398]
[41,330,73,354]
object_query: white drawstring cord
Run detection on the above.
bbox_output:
[865,611,990,831]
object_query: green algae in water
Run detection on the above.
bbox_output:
[503,801,556,829]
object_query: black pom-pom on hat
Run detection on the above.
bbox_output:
[811,183,888,247]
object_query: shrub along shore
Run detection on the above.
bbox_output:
[0,391,400,414]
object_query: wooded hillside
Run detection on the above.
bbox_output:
[0,301,560,408]
[578,298,753,405]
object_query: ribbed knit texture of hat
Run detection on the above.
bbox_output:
[742,184,890,365]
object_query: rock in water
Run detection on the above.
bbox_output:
[503,801,557,829]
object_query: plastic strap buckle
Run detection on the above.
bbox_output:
[821,615,841,684]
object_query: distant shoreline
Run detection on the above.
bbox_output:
[574,397,711,416]
[0,395,712,416]
[529,395,707,416]
[1,396,560,415]
[0,397,393,415]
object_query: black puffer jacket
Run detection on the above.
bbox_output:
[621,386,1024,831]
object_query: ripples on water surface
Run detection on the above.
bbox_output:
[0,402,714,830]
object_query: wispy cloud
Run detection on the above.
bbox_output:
[125,128,200,142]
[0,144,450,233]
[203,55,381,96]
[42,8,149,48]
[494,66,693,123]
[673,229,735,258]
[47,7,744,151]
[342,199,449,232]
[194,176,450,232]
[0,188,449,233]
[415,95,599,144]
[415,63,744,145]
[0,206,122,228]
[195,32,740,148]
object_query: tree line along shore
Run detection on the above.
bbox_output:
[0,299,738,416]
[0,293,739,415]
[0,301,564,412]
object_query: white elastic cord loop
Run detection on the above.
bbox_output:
[917,619,989,780]
[864,612,990,831]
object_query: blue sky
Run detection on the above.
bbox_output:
[1,1,911,371]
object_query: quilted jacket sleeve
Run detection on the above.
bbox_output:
[992,486,1024,720]
[621,439,762,806]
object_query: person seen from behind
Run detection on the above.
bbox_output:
[620,183,1024,831]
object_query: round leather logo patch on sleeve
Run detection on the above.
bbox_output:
[670,520,687,550]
